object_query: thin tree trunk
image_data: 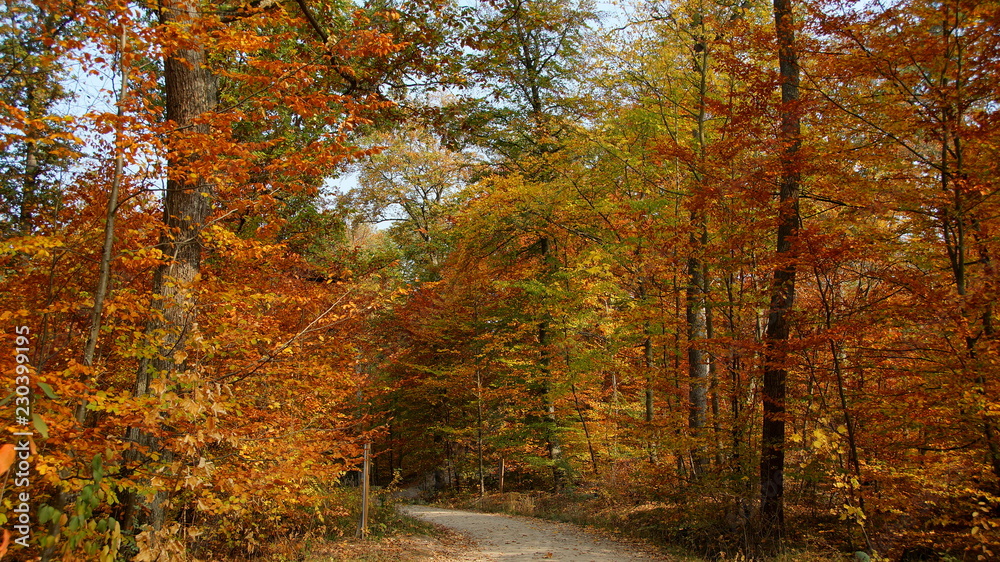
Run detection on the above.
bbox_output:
[644,330,655,425]
[20,76,42,234]
[686,244,710,476]
[22,143,38,233]
[78,26,130,425]
[639,278,656,464]
[976,248,1000,477]
[644,323,657,463]
[476,361,486,497]
[723,271,746,476]
[537,236,564,489]
[686,12,712,477]
[814,268,872,551]
[571,384,599,476]
[668,277,687,479]
[708,299,724,468]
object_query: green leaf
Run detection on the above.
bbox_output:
[80,485,93,505]
[32,413,49,439]
[92,455,104,483]
[38,381,59,400]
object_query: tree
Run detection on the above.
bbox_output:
[815,0,1000,478]
[0,0,77,235]
[759,0,802,546]
[463,0,596,488]
[461,0,592,164]
[346,125,473,280]
[0,0,411,557]
[121,0,219,534]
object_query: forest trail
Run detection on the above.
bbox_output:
[399,505,672,561]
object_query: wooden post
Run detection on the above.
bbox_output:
[357,443,370,538]
[499,458,505,494]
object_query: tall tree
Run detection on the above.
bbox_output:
[423,0,596,488]
[813,0,1000,480]
[118,0,406,543]
[122,0,218,534]
[760,0,802,546]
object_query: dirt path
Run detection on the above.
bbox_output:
[399,505,669,561]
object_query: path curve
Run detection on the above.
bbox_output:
[400,505,665,561]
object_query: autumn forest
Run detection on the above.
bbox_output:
[1,0,998,559]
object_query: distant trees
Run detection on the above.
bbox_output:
[362,0,1000,558]
[347,126,472,279]
[0,0,77,235]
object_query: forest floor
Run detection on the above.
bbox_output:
[304,525,477,561]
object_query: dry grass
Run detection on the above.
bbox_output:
[242,509,476,561]
[303,527,476,561]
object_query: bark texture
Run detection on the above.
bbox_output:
[760,0,801,549]
[124,0,217,534]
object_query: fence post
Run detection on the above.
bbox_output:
[357,442,370,538]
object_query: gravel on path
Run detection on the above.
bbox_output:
[399,505,668,561]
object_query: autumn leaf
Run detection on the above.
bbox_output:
[0,445,15,473]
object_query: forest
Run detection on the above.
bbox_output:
[0,0,998,559]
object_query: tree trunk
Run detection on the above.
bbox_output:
[760,0,801,549]
[537,236,564,489]
[571,383,599,476]
[79,27,130,426]
[644,323,657,463]
[124,0,217,535]
[686,244,710,476]
[19,76,42,235]
[476,361,486,497]
[686,15,712,477]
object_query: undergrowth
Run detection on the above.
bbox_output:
[246,473,446,561]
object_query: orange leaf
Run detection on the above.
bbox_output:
[0,444,15,474]
[0,529,10,558]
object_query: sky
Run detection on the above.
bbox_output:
[47,0,636,210]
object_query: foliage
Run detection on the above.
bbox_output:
[1,0,999,560]
[361,0,1000,560]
